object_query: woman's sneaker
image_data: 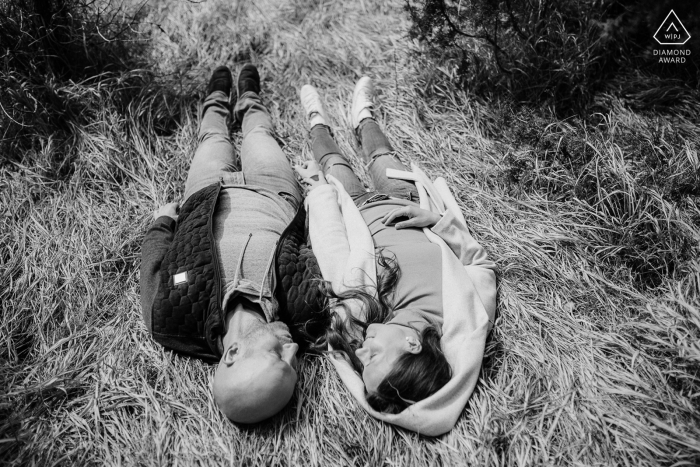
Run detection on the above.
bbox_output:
[300,85,329,129]
[351,76,375,129]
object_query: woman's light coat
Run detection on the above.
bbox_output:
[305,163,497,436]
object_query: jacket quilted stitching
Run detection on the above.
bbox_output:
[142,182,327,363]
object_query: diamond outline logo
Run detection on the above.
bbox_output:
[654,10,691,45]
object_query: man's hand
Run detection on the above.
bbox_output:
[154,202,179,221]
[294,160,328,191]
[382,206,442,230]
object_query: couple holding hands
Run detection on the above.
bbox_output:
[140,64,496,436]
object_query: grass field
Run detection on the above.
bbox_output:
[1,0,699,465]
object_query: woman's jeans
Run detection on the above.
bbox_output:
[309,119,418,205]
[183,90,302,207]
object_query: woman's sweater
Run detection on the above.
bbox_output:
[305,164,497,437]
[360,203,443,324]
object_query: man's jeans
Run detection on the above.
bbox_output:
[182,90,302,321]
[309,119,418,205]
[183,91,302,206]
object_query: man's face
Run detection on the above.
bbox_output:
[213,319,299,423]
[239,320,298,369]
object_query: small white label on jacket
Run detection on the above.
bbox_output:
[173,271,188,285]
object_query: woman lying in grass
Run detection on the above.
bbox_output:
[294,78,497,436]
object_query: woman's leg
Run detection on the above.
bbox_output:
[183,91,237,203]
[310,124,369,202]
[357,118,419,201]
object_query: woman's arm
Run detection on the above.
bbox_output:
[297,162,377,325]
[305,184,370,325]
[296,160,353,294]
[430,209,497,320]
[382,205,493,268]
[429,210,495,268]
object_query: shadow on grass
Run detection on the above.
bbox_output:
[0,0,186,182]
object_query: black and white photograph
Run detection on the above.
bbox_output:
[1,0,699,465]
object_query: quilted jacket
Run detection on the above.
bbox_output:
[140,182,327,363]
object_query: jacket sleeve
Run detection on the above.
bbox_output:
[429,209,497,320]
[305,184,351,294]
[140,216,177,332]
[305,184,369,332]
[429,210,495,269]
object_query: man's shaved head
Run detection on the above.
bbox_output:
[214,353,297,423]
[214,318,298,424]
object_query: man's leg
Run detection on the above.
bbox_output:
[310,124,368,201]
[357,118,419,201]
[233,65,303,207]
[183,67,236,203]
[235,92,303,207]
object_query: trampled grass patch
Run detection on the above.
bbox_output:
[1,0,698,465]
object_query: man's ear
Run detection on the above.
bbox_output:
[222,343,239,365]
[405,335,422,354]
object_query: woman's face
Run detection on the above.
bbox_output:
[354,323,420,393]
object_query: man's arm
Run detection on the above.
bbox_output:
[140,203,178,332]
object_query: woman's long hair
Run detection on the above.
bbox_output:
[311,250,452,414]
[366,325,451,413]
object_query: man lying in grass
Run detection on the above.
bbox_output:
[140,65,309,424]
[294,78,497,436]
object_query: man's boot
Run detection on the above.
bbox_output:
[234,64,261,124]
[206,65,233,98]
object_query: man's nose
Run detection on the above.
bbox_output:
[281,343,299,366]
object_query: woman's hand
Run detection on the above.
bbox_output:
[294,160,328,191]
[382,206,441,229]
[154,202,179,221]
